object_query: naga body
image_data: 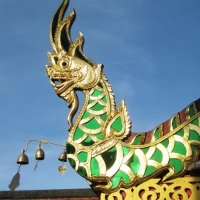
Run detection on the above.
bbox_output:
[46,0,200,194]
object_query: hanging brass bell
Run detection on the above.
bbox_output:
[35,144,45,160]
[17,150,29,165]
[58,150,67,162]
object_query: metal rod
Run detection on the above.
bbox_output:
[23,139,65,152]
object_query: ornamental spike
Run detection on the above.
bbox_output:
[50,0,96,67]
[68,32,84,56]
[50,0,70,52]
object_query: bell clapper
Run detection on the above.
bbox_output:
[18,164,21,172]
[33,160,38,172]
[58,149,67,175]
[34,143,45,171]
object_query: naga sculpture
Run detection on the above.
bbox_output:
[46,0,200,195]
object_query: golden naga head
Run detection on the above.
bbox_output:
[46,0,103,128]
[46,0,103,102]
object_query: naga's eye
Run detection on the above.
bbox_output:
[62,62,67,67]
[62,61,68,67]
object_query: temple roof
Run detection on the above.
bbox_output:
[0,188,99,199]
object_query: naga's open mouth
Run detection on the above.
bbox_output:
[50,78,65,87]
[46,66,74,95]
[49,76,78,130]
[49,77,74,95]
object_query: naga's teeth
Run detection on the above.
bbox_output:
[50,79,56,87]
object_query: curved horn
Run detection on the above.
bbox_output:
[50,0,97,67]
[50,0,75,53]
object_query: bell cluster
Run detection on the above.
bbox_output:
[17,143,67,165]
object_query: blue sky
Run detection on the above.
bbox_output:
[0,0,200,191]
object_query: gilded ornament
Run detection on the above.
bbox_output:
[46,0,200,197]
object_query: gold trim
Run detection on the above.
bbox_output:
[122,112,200,149]
[157,143,169,165]
[106,143,123,177]
[120,164,135,180]
[134,149,146,177]
[95,155,107,175]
